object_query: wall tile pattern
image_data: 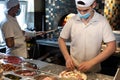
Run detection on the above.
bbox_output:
[104,0,120,30]
[45,0,119,30]
[45,0,76,30]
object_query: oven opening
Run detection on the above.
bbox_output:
[58,13,75,27]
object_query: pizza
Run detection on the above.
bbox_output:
[34,75,58,80]
[59,70,87,80]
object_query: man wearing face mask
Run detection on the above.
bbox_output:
[58,0,116,72]
[1,0,44,58]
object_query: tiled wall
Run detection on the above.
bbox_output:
[104,0,120,30]
[45,0,76,31]
[45,0,120,31]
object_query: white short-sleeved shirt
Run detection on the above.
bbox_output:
[60,11,115,72]
[2,15,27,58]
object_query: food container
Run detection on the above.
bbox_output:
[14,69,37,76]
[22,62,37,69]
[34,74,59,80]
[34,70,60,80]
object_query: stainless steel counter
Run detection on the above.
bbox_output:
[26,59,114,80]
[36,39,70,47]
[36,39,120,56]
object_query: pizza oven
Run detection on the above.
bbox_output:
[44,13,76,41]
[46,13,76,41]
[58,13,76,27]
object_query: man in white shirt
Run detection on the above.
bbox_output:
[58,0,116,72]
[1,0,44,58]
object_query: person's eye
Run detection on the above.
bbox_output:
[83,9,89,12]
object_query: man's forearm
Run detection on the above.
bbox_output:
[90,41,116,66]
[58,37,70,60]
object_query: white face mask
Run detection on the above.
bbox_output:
[16,8,21,16]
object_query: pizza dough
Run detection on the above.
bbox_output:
[59,70,87,80]
[34,75,58,80]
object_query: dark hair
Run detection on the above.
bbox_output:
[77,1,85,5]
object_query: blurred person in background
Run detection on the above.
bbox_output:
[1,0,44,58]
[58,0,116,72]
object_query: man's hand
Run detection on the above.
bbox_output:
[66,57,76,70]
[77,60,94,72]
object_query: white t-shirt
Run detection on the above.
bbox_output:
[60,11,115,72]
[2,15,27,58]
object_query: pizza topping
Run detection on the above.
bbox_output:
[4,56,22,64]
[1,63,21,71]
[4,74,22,80]
[59,70,87,80]
[14,70,37,76]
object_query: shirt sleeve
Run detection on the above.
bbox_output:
[60,18,73,39]
[2,22,14,38]
[103,19,116,43]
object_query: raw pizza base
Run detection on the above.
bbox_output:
[59,70,87,80]
[34,75,58,80]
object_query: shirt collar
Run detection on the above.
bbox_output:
[7,14,17,22]
[90,10,100,22]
